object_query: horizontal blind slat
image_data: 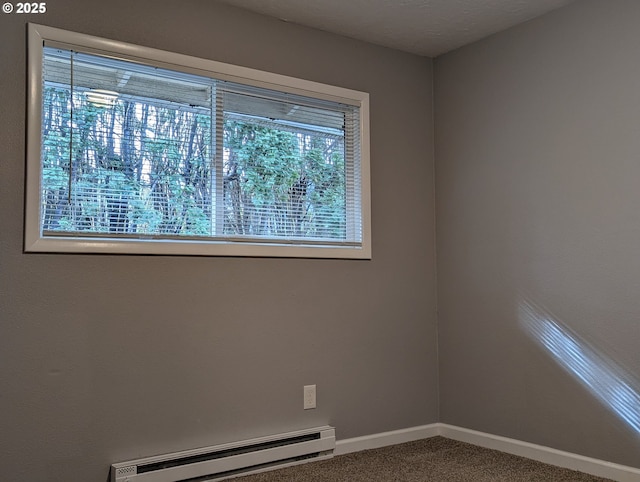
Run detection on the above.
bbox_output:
[41,45,362,246]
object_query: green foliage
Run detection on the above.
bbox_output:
[223,120,346,239]
[41,86,347,240]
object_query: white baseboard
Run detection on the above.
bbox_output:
[336,423,640,481]
[439,424,640,482]
[335,423,440,455]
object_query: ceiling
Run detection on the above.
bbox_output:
[216,0,575,57]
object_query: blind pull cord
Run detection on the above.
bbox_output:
[68,50,74,205]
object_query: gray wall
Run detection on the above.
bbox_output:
[0,1,437,480]
[435,0,640,468]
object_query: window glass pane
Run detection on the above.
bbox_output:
[222,93,347,241]
[42,48,214,237]
[41,48,354,242]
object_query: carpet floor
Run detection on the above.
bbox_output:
[231,436,613,481]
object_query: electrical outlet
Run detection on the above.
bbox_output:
[303,384,316,410]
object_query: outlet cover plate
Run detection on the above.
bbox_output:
[304,385,316,409]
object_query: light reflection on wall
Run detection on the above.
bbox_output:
[519,298,640,435]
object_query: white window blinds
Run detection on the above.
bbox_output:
[41,46,361,245]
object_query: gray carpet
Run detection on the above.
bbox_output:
[231,437,612,481]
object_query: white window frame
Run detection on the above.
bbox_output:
[25,23,371,259]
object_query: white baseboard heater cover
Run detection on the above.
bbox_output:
[111,426,335,482]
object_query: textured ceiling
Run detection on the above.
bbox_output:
[216,0,575,57]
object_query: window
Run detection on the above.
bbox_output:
[25,24,371,258]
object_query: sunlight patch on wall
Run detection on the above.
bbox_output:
[519,298,640,435]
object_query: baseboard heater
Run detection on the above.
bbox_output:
[111,426,335,482]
